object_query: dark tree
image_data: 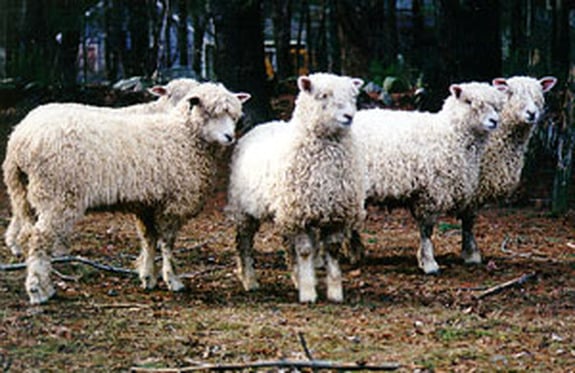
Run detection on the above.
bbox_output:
[210,0,271,130]
[190,0,207,77]
[271,0,293,80]
[177,0,189,67]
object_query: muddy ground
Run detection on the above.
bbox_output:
[0,175,574,372]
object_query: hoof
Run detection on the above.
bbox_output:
[27,279,55,305]
[298,288,318,303]
[327,287,343,303]
[140,274,158,290]
[168,277,185,292]
[421,262,440,275]
[242,279,260,292]
[462,251,482,265]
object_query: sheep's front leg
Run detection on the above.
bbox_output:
[460,210,482,264]
[25,215,65,304]
[322,230,345,303]
[235,216,260,291]
[417,218,440,274]
[135,215,158,290]
[345,228,365,265]
[293,232,317,303]
[158,227,184,292]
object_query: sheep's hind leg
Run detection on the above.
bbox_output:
[416,218,440,274]
[322,230,344,303]
[157,218,184,292]
[135,214,158,290]
[460,210,482,265]
[294,232,317,303]
[5,216,23,257]
[235,216,260,291]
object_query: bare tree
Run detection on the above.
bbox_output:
[210,0,271,130]
[271,0,293,80]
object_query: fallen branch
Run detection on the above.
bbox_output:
[0,255,137,276]
[298,332,315,361]
[88,302,151,310]
[130,359,401,372]
[473,272,537,300]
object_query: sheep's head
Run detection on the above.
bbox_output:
[149,78,201,107]
[179,83,250,145]
[294,73,364,136]
[492,76,557,126]
[446,82,506,135]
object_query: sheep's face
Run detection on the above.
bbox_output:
[296,73,364,134]
[449,82,504,134]
[492,76,557,125]
[183,86,250,146]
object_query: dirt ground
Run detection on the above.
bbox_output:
[0,175,574,371]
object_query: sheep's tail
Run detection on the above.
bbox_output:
[3,157,34,256]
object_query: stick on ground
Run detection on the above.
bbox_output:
[474,272,537,299]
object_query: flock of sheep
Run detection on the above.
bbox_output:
[1,71,556,305]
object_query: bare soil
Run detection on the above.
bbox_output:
[0,177,574,372]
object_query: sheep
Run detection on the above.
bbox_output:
[457,76,557,264]
[226,73,365,303]
[2,82,250,304]
[4,78,200,257]
[350,82,506,274]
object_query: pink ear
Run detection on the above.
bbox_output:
[492,78,509,92]
[449,84,463,99]
[352,78,364,88]
[148,86,168,97]
[297,76,313,93]
[235,93,251,103]
[539,76,557,93]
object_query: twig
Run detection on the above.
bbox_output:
[130,359,401,372]
[473,272,537,300]
[298,332,314,361]
[88,302,151,310]
[0,255,137,276]
[52,268,81,282]
[500,235,512,253]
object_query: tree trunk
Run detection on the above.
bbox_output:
[177,0,189,67]
[210,0,271,131]
[190,0,206,77]
[271,0,293,80]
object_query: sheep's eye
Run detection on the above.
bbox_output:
[318,93,329,100]
[464,99,472,105]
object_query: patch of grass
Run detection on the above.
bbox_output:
[437,221,461,234]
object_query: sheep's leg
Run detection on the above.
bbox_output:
[345,228,365,265]
[460,209,482,264]
[281,235,300,289]
[294,231,317,303]
[321,229,344,303]
[135,214,158,290]
[157,219,184,292]
[416,218,440,274]
[25,210,76,304]
[235,216,260,291]
[5,215,23,257]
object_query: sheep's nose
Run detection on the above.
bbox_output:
[526,110,536,121]
[225,134,235,143]
[342,114,353,125]
[488,118,498,129]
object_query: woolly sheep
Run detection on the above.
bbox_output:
[4,78,201,257]
[457,76,557,264]
[2,82,250,304]
[351,82,506,274]
[226,73,365,303]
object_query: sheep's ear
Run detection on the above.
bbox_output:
[492,78,509,92]
[148,85,168,97]
[449,84,463,99]
[235,93,251,103]
[298,76,313,93]
[188,96,200,108]
[352,78,364,89]
[540,76,557,93]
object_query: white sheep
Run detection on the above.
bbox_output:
[4,78,201,258]
[2,82,250,304]
[458,76,557,264]
[226,73,365,303]
[351,82,506,274]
